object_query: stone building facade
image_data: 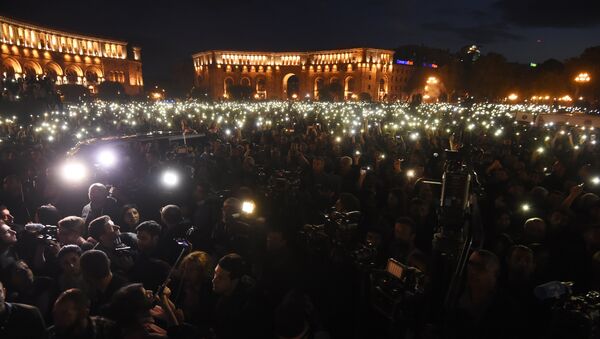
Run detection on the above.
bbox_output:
[0,15,143,96]
[193,48,413,101]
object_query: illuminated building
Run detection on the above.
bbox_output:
[193,48,413,101]
[0,15,143,95]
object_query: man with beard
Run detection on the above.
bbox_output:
[48,288,117,339]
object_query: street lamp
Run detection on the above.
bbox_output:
[426,76,439,85]
[574,72,591,99]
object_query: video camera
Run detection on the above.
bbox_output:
[299,210,362,262]
[535,281,600,338]
[24,223,58,243]
[370,258,426,321]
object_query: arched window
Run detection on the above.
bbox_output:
[66,69,79,84]
[85,70,99,84]
[256,78,266,92]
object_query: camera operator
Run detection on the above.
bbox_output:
[81,184,120,228]
[386,217,418,265]
[446,249,523,339]
[189,182,218,252]
[35,204,60,228]
[57,216,92,250]
[88,216,135,275]
[212,198,251,259]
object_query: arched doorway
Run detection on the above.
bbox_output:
[378,78,388,101]
[224,77,234,98]
[329,77,342,101]
[44,62,63,84]
[283,73,299,99]
[65,65,83,84]
[256,77,266,99]
[22,61,42,81]
[85,67,103,85]
[314,77,324,99]
[2,58,22,79]
[344,76,355,99]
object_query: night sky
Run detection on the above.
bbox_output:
[2,0,599,88]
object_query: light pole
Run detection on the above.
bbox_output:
[574,72,591,100]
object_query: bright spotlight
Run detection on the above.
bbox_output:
[592,176,600,185]
[406,169,415,178]
[61,161,87,184]
[242,200,255,214]
[97,149,116,167]
[161,170,180,188]
[521,203,531,212]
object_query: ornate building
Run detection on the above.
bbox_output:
[0,15,143,96]
[193,48,413,101]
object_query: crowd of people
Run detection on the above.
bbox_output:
[1,100,600,338]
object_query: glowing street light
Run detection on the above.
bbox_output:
[575,72,591,99]
[575,72,591,83]
[426,76,439,85]
[508,93,518,101]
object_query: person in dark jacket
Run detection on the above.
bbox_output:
[0,280,47,338]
